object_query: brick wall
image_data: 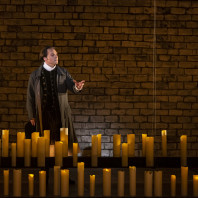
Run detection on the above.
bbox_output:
[0,0,197,156]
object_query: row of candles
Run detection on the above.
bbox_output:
[1,165,198,197]
[1,129,187,167]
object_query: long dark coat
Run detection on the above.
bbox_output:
[26,64,78,151]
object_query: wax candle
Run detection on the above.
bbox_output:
[73,143,78,167]
[146,137,154,167]
[17,132,25,157]
[55,141,63,166]
[161,130,167,157]
[113,134,121,157]
[181,166,188,197]
[154,170,162,197]
[103,169,111,197]
[44,130,50,157]
[92,135,98,167]
[11,143,16,167]
[61,169,69,197]
[28,174,34,196]
[129,166,136,197]
[122,143,128,167]
[78,162,84,197]
[142,134,147,157]
[180,135,187,166]
[90,175,95,197]
[37,137,45,167]
[171,175,176,197]
[39,171,46,197]
[2,129,9,157]
[127,134,135,157]
[13,169,21,197]
[144,171,153,197]
[24,139,31,167]
[50,144,55,157]
[54,166,61,196]
[60,128,68,157]
[4,170,9,196]
[118,171,125,197]
[97,134,101,157]
[193,175,198,197]
[31,132,39,157]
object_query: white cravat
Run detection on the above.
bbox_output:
[43,62,56,71]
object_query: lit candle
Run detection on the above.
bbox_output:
[17,132,25,157]
[127,134,135,157]
[91,135,98,167]
[97,134,101,157]
[2,130,9,157]
[11,143,16,167]
[181,166,188,197]
[73,143,78,167]
[144,171,153,197]
[60,128,68,157]
[161,130,167,157]
[39,171,46,197]
[4,170,9,196]
[55,141,63,166]
[50,144,55,157]
[171,175,176,197]
[129,166,136,197]
[154,170,162,197]
[54,166,61,196]
[31,132,39,157]
[78,162,84,196]
[44,130,50,157]
[13,169,21,197]
[113,134,121,157]
[103,169,111,197]
[122,143,128,167]
[24,139,31,167]
[28,174,34,196]
[61,169,69,197]
[90,175,95,197]
[180,135,187,166]
[118,170,125,197]
[142,134,147,157]
[193,175,198,197]
[37,137,45,167]
[146,137,154,167]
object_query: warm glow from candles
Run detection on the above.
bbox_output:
[55,141,63,166]
[161,130,167,157]
[97,134,101,157]
[171,175,176,197]
[92,135,98,167]
[13,169,21,197]
[118,171,125,197]
[60,128,68,157]
[180,135,187,166]
[31,132,39,157]
[144,171,153,197]
[142,134,147,157]
[127,134,135,157]
[129,166,136,196]
[4,170,9,196]
[61,169,69,197]
[103,169,111,197]
[113,134,121,157]
[54,166,61,196]
[2,130,9,157]
[122,143,128,167]
[193,175,198,197]
[146,137,154,167]
[181,166,188,197]
[17,132,25,157]
[39,171,46,197]
[37,137,45,167]
[154,171,162,197]
[90,175,95,197]
[78,162,84,196]
[24,139,31,167]
[73,143,78,167]
[28,174,34,196]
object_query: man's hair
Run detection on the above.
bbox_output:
[39,46,55,61]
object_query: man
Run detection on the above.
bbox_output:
[26,46,85,153]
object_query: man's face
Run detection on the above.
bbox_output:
[43,48,58,67]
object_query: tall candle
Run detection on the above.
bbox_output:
[37,137,45,167]
[17,132,25,157]
[118,171,125,197]
[90,175,95,197]
[13,169,21,197]
[161,130,167,157]
[44,130,50,157]
[73,143,78,167]
[54,166,61,196]
[4,170,9,196]
[144,171,153,197]
[11,143,16,167]
[181,166,188,197]
[28,174,34,196]
[154,170,162,197]
[113,134,121,157]
[180,135,187,166]
[31,132,39,157]
[2,130,9,157]
[61,169,69,197]
[142,134,147,157]
[92,135,98,167]
[171,175,176,197]
[122,143,128,167]
[193,175,198,197]
[60,128,68,157]
[146,137,154,167]
[127,134,135,157]
[24,139,31,167]
[50,144,55,157]
[39,171,46,197]
[129,166,136,197]
[78,162,84,197]
[97,134,101,157]
[55,141,63,166]
[103,169,111,197]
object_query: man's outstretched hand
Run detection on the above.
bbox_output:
[73,80,85,90]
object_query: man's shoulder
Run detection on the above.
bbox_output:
[57,66,69,75]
